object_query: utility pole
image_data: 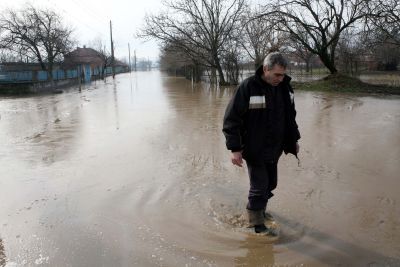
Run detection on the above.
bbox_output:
[134,50,137,71]
[78,65,82,92]
[110,20,115,79]
[128,43,131,73]
[103,45,107,79]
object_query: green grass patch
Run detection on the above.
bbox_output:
[293,73,400,95]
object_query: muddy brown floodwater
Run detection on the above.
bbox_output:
[0,71,399,266]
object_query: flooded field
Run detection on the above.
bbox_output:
[243,70,400,85]
[0,71,399,266]
[359,72,400,87]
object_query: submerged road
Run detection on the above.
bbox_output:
[1,71,399,266]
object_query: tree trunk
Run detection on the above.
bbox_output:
[48,64,54,83]
[210,67,217,84]
[39,61,46,71]
[101,65,106,80]
[210,52,226,85]
[319,52,337,74]
[254,55,263,70]
[305,59,310,73]
[214,56,227,85]
[193,63,202,82]
[216,63,226,85]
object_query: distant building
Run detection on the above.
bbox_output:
[113,59,129,73]
[63,47,129,81]
[63,47,104,82]
[1,47,129,85]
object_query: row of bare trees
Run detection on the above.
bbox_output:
[1,1,398,85]
[141,0,400,85]
[140,0,246,85]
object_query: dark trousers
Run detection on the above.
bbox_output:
[246,161,278,211]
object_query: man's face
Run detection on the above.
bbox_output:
[263,64,286,86]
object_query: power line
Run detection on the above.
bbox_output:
[51,1,136,58]
[69,0,108,28]
[68,0,128,39]
[56,7,106,42]
[65,0,132,55]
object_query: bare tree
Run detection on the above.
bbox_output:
[289,38,315,73]
[369,0,400,47]
[221,34,242,85]
[160,41,205,81]
[140,0,246,85]
[265,0,371,74]
[0,48,22,62]
[336,29,365,74]
[375,42,400,70]
[160,43,190,73]
[356,0,400,70]
[88,37,112,79]
[240,6,288,69]
[0,5,75,80]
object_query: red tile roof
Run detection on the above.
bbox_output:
[63,47,104,67]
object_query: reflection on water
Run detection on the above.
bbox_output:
[235,237,275,266]
[112,80,120,130]
[290,73,328,82]
[0,71,399,266]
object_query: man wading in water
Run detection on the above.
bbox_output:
[222,52,300,235]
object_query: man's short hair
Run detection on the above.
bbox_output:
[263,52,288,70]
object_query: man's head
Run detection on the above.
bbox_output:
[262,52,288,86]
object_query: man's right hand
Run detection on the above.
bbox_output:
[231,151,243,167]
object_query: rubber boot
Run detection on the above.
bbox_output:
[247,209,264,227]
[264,210,279,234]
[263,210,274,221]
[248,209,279,238]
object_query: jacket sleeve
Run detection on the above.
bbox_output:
[222,83,249,152]
[289,84,301,141]
[283,83,301,156]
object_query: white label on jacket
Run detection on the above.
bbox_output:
[249,95,266,109]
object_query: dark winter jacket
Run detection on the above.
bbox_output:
[222,66,301,163]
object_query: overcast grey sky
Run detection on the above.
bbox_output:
[0,0,162,62]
